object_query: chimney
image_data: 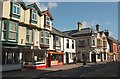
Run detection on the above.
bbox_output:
[77,22,83,31]
[104,30,109,36]
[96,24,99,32]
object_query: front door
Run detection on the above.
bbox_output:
[66,52,69,64]
[91,53,96,62]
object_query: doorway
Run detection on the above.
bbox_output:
[91,53,96,62]
[66,52,69,64]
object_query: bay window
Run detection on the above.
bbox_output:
[1,21,7,40]
[40,31,49,45]
[9,21,17,41]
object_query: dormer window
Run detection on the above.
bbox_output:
[13,2,20,15]
[32,10,37,21]
[46,16,50,26]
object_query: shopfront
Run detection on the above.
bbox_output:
[47,50,64,67]
[22,49,47,69]
[2,46,21,71]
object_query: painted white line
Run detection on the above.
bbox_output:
[80,74,85,77]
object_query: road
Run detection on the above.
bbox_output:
[34,61,119,79]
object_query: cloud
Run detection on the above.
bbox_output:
[48,2,58,9]
[36,3,48,11]
[80,20,100,28]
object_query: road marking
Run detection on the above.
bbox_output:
[80,74,85,77]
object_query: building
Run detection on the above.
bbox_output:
[63,22,108,63]
[62,33,76,64]
[48,27,64,67]
[107,36,119,62]
[0,1,53,71]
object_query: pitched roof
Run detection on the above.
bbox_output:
[63,28,97,36]
[27,3,42,16]
[42,10,53,20]
[107,36,118,44]
[51,27,64,37]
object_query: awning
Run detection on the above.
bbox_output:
[108,53,114,55]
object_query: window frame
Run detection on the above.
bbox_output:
[46,16,51,26]
[32,10,37,21]
[66,39,69,48]
[13,2,20,15]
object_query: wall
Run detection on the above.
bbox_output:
[18,25,26,45]
[2,1,10,19]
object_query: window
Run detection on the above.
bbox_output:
[9,21,17,41]
[45,32,49,44]
[88,39,89,46]
[72,40,74,49]
[97,54,100,59]
[103,41,107,47]
[40,31,49,45]
[32,10,37,21]
[67,39,69,48]
[46,16,50,26]
[13,2,20,15]
[1,21,7,40]
[26,28,33,44]
[51,54,63,63]
[79,39,85,47]
[92,39,95,46]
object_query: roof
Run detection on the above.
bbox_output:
[42,10,53,20]
[62,32,74,39]
[51,27,64,37]
[51,27,74,39]
[63,28,97,36]
[107,36,118,44]
[27,3,42,16]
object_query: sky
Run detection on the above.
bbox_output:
[23,0,119,40]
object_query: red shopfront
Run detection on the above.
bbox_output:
[47,50,64,67]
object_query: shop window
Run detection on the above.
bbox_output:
[7,52,13,64]
[14,53,20,64]
[51,54,63,63]
[2,51,6,64]
[97,54,100,59]
[34,51,45,64]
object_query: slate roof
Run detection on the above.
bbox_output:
[51,27,74,39]
[63,28,97,36]
[107,36,118,44]
[51,27,64,37]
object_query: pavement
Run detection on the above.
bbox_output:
[2,62,108,78]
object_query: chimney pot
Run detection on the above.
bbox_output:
[96,24,99,32]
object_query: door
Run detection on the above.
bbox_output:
[66,52,69,64]
[47,54,51,67]
[91,53,96,62]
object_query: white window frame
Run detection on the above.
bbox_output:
[1,21,6,40]
[46,16,51,26]
[13,2,20,15]
[9,21,17,41]
[32,10,37,21]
